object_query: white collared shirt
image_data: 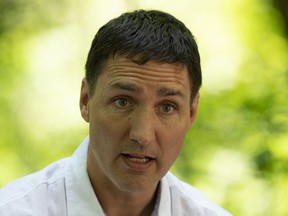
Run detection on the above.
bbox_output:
[0,137,232,216]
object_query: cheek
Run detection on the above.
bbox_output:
[161,127,187,161]
[171,135,185,154]
[89,112,127,153]
[89,114,114,150]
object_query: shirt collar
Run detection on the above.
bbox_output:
[65,136,105,216]
[157,174,172,216]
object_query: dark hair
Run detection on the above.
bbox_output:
[85,9,202,99]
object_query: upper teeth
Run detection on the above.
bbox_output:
[127,155,150,163]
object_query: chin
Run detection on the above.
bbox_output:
[114,177,157,194]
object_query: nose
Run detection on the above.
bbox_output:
[129,108,156,146]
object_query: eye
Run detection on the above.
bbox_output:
[114,98,130,108]
[159,103,176,114]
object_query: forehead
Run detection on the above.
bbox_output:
[98,56,191,89]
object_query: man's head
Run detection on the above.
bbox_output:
[85,9,201,100]
[80,9,201,199]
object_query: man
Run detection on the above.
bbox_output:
[0,10,232,216]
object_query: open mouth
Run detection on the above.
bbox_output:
[122,153,153,163]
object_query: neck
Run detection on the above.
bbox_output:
[87,147,159,216]
[95,188,158,216]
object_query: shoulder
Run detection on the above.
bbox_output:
[165,172,232,216]
[0,158,69,214]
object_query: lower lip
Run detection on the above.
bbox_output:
[121,155,154,172]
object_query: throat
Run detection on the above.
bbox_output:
[93,184,159,216]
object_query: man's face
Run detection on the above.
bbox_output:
[80,56,199,194]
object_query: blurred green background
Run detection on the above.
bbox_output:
[1,0,288,215]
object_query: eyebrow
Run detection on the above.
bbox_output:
[157,87,185,99]
[110,82,185,98]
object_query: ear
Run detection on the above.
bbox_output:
[79,78,90,122]
[189,93,200,126]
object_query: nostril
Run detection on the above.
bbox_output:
[130,136,148,146]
